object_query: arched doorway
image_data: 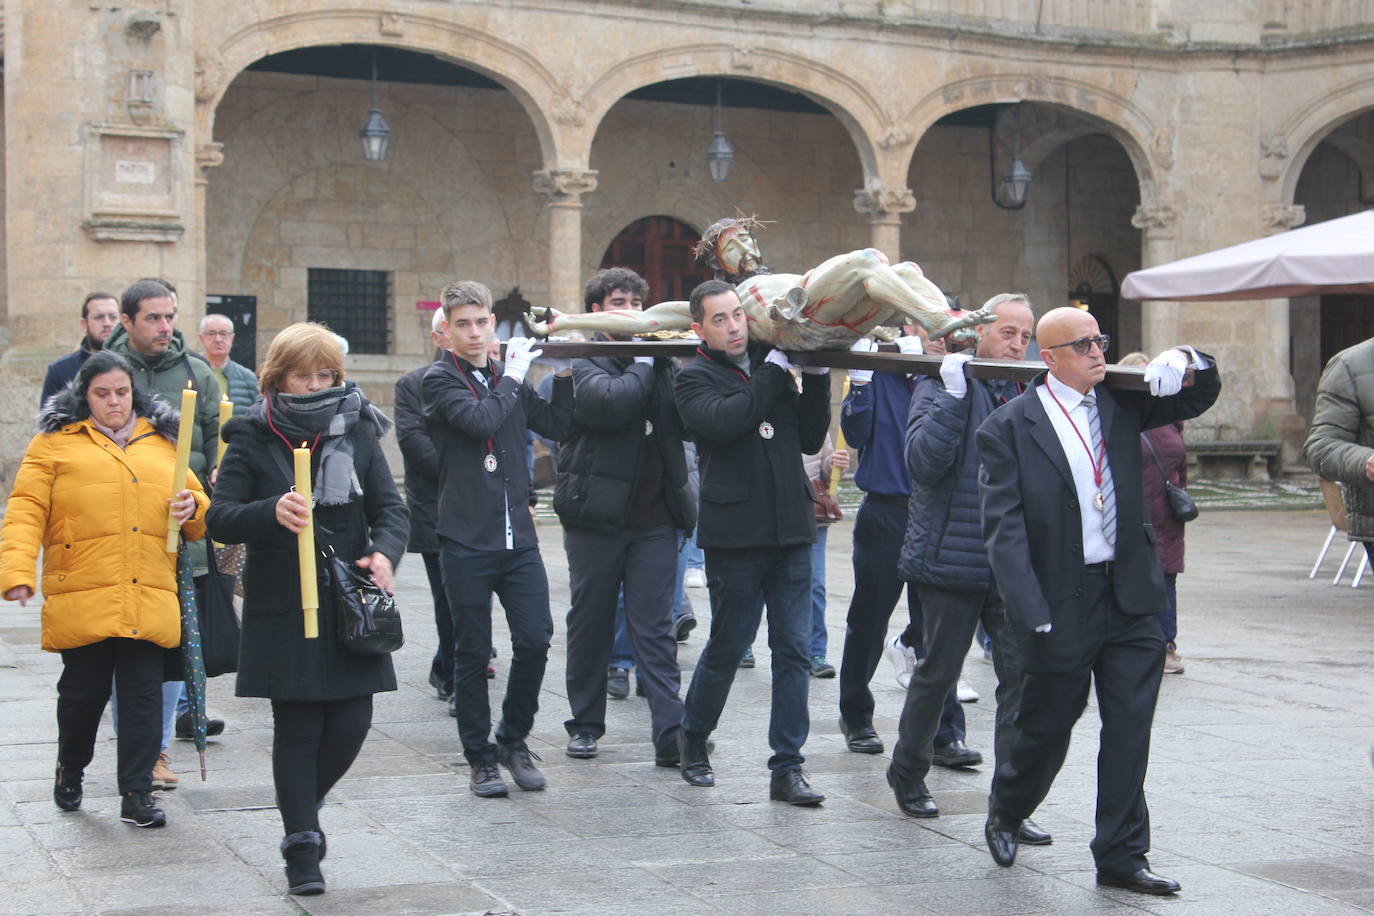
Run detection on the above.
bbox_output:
[600,216,712,302]
[1069,254,1120,352]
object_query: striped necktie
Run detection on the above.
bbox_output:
[1082,394,1116,547]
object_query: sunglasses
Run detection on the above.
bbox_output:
[1045,334,1110,356]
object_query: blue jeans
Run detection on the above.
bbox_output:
[685,528,704,569]
[809,527,829,657]
[683,545,812,772]
[1160,573,1178,646]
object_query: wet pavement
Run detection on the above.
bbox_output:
[1,507,1371,915]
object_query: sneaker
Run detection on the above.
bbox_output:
[810,656,836,678]
[496,740,546,791]
[673,612,697,642]
[739,647,755,669]
[684,567,707,588]
[469,755,509,798]
[151,752,179,790]
[607,666,631,700]
[884,635,916,689]
[119,790,167,828]
[175,711,225,740]
[957,678,979,703]
[1164,644,1185,675]
[53,764,83,811]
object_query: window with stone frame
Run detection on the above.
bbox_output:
[306,268,392,355]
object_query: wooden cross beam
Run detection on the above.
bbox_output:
[526,340,1179,391]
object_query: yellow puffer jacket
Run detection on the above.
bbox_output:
[1,416,209,652]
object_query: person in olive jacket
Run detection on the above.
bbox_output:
[555,268,696,766]
[672,279,831,806]
[207,323,406,897]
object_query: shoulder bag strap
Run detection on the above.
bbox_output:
[1139,432,1170,484]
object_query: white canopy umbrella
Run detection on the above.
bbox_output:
[1122,209,1374,301]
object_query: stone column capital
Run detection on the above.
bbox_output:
[196,142,225,171]
[1262,203,1306,235]
[1131,204,1178,240]
[533,168,598,205]
[853,182,916,219]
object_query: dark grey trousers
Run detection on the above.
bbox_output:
[563,524,683,754]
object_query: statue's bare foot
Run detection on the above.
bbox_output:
[525,306,564,335]
[930,307,995,340]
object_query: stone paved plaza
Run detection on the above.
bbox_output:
[1,508,1372,915]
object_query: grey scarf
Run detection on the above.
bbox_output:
[266,384,392,506]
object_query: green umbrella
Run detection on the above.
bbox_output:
[176,541,209,779]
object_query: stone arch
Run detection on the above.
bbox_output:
[196,10,566,165]
[577,44,887,181]
[900,74,1162,206]
[1276,75,1374,205]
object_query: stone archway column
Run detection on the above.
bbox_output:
[853,181,916,261]
[534,168,598,312]
[194,142,225,315]
[1132,204,1181,354]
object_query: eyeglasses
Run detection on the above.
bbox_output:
[1045,334,1110,356]
[287,369,338,386]
[202,330,234,338]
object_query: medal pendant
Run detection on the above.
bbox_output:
[759,420,775,440]
[1094,490,1105,510]
[483,453,498,474]
[644,419,654,436]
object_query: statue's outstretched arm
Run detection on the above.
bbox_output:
[526,302,693,336]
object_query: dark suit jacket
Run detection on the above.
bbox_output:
[395,353,443,553]
[976,358,1220,672]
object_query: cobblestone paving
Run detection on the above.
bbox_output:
[1,509,1371,914]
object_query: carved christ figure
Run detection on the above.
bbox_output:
[526,216,992,348]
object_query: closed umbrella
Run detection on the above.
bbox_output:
[1122,209,1374,301]
[176,542,209,780]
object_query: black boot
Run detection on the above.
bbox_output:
[678,731,714,787]
[53,764,83,811]
[281,831,325,895]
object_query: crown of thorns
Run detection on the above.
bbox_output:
[691,212,771,263]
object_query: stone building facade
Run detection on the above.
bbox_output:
[3,1,1374,486]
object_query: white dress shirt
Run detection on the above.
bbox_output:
[1036,372,1116,565]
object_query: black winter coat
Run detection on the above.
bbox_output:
[897,377,1002,590]
[554,355,695,533]
[395,356,441,553]
[674,341,830,549]
[421,353,573,551]
[207,409,408,701]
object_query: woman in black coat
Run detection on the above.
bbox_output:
[207,322,406,896]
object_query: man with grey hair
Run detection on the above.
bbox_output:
[886,294,1051,841]
[196,314,258,415]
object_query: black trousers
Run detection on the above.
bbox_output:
[563,525,683,754]
[989,568,1165,876]
[891,583,1021,781]
[57,637,163,793]
[422,552,455,693]
[439,537,553,763]
[838,496,962,741]
[271,695,373,835]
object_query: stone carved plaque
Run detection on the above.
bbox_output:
[83,124,185,242]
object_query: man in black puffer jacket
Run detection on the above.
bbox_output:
[555,268,696,766]
[887,295,1049,850]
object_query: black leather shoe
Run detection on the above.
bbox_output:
[656,735,713,768]
[932,739,983,768]
[176,711,225,740]
[428,668,453,701]
[607,667,630,700]
[839,718,884,754]
[1096,868,1180,895]
[985,813,1020,867]
[496,740,546,791]
[673,613,697,642]
[53,764,83,811]
[566,733,598,759]
[1018,818,1053,845]
[469,756,509,798]
[678,731,714,787]
[769,768,825,806]
[886,763,938,818]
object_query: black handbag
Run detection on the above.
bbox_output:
[197,539,241,677]
[1141,434,1199,523]
[324,547,404,656]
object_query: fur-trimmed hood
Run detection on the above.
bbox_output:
[37,381,182,440]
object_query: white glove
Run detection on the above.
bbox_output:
[939,352,974,399]
[1143,348,1188,397]
[764,349,793,372]
[895,335,924,356]
[503,336,541,383]
[633,356,654,366]
[848,338,876,384]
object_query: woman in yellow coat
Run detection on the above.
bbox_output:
[1,351,208,828]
